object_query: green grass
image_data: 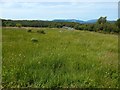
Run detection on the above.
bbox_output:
[2,27,118,88]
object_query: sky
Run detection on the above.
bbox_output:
[0,0,119,21]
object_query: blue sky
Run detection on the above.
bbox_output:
[0,1,119,21]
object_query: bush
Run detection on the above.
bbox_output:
[87,24,94,31]
[37,30,46,34]
[41,30,46,34]
[16,23,22,28]
[27,29,32,32]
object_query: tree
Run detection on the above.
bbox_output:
[116,18,120,29]
[97,16,107,24]
[16,23,22,28]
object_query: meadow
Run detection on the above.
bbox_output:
[2,27,118,88]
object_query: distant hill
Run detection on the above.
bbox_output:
[52,19,85,23]
[85,19,98,23]
[52,19,97,24]
[52,19,115,24]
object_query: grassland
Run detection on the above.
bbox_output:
[2,27,118,88]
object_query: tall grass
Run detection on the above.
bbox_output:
[2,27,118,88]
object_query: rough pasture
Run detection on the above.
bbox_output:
[2,27,118,88]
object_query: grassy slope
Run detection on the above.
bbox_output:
[2,27,118,88]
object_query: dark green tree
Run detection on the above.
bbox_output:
[97,16,107,24]
[116,18,120,29]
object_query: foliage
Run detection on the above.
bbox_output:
[27,29,32,32]
[97,16,107,24]
[37,30,46,34]
[116,18,120,29]
[1,17,119,34]
[16,23,22,28]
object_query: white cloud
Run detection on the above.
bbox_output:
[0,1,118,20]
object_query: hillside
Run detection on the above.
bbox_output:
[52,19,115,24]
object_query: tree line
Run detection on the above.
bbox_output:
[2,19,79,28]
[1,17,120,34]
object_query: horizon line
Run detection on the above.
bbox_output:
[0,18,117,21]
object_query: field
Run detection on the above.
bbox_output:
[2,27,118,88]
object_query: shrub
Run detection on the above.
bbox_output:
[41,30,46,34]
[27,29,32,32]
[37,30,41,33]
[37,30,46,34]
[16,23,22,28]
[87,24,94,31]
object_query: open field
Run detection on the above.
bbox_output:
[2,27,118,88]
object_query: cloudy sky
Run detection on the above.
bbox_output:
[0,0,119,21]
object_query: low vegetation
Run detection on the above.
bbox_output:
[27,29,32,33]
[2,17,120,34]
[37,30,46,34]
[2,27,118,88]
